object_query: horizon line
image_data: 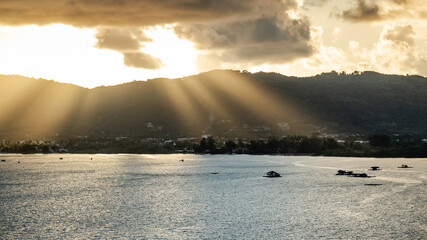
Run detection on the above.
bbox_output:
[1,69,425,89]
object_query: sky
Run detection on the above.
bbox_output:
[0,0,426,88]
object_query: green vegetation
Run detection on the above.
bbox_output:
[1,134,426,157]
[1,71,426,157]
[1,70,427,139]
[193,135,427,157]
[0,140,61,154]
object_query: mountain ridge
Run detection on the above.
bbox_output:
[1,70,426,139]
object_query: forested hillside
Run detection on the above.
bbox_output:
[0,70,426,139]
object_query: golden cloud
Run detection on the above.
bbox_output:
[0,0,282,27]
[338,0,427,22]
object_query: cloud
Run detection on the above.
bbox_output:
[303,0,331,7]
[95,27,163,69]
[381,24,415,46]
[95,28,147,51]
[0,0,283,27]
[0,0,322,71]
[371,24,427,75]
[338,0,427,22]
[339,0,380,22]
[269,23,427,77]
[123,52,163,69]
[334,24,427,75]
[294,26,348,72]
[0,0,317,68]
[175,1,315,66]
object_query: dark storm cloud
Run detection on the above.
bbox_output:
[0,0,267,27]
[338,0,427,22]
[123,52,163,69]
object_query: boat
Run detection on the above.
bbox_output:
[369,166,381,171]
[263,171,281,178]
[398,164,413,168]
[336,170,353,175]
[1,159,5,162]
[348,173,374,178]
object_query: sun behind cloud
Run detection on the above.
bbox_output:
[143,26,198,79]
[0,24,198,88]
[0,0,426,88]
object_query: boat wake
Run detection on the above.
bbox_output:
[292,161,337,170]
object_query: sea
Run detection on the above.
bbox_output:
[0,154,426,239]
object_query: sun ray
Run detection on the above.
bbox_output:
[153,78,205,135]
[181,76,236,122]
[0,75,85,138]
[200,70,312,129]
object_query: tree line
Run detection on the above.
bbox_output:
[195,134,427,157]
[1,134,426,157]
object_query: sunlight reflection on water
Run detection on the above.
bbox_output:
[0,154,426,239]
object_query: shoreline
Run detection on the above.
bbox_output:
[1,152,426,159]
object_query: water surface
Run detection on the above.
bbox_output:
[0,154,426,239]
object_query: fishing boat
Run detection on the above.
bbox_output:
[349,173,374,178]
[263,171,281,178]
[336,170,353,175]
[398,164,413,168]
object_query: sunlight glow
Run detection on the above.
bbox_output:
[143,25,199,79]
[0,75,85,138]
[202,71,308,125]
[0,24,199,88]
[143,70,313,136]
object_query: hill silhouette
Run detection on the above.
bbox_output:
[0,70,426,139]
